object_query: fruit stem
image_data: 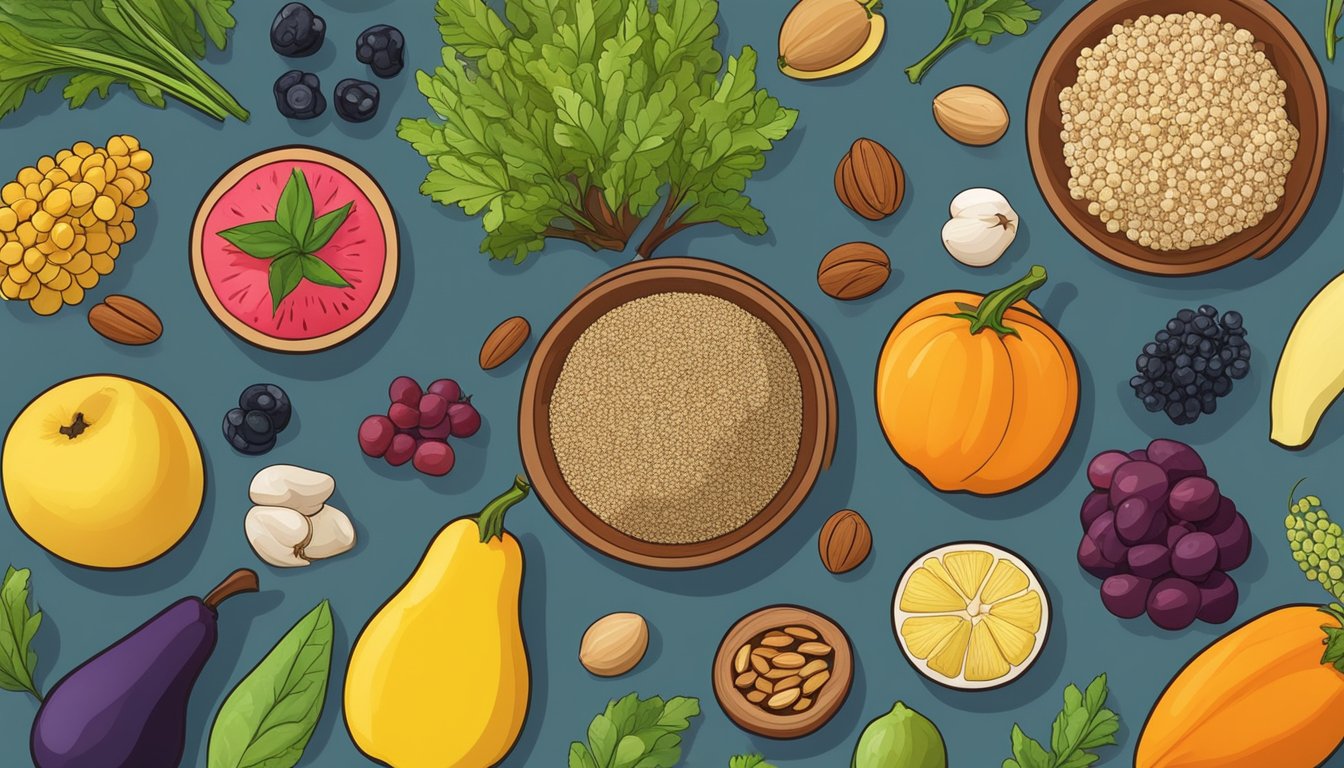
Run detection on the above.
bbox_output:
[476,475,531,543]
[1290,477,1308,507]
[953,265,1048,338]
[862,0,883,15]
[203,569,260,609]
[59,412,88,440]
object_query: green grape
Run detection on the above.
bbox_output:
[1288,486,1344,603]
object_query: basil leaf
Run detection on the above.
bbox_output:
[304,201,353,253]
[269,254,305,314]
[207,601,333,768]
[275,168,314,248]
[0,566,42,699]
[217,220,298,260]
[299,253,350,288]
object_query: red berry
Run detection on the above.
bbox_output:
[412,440,456,476]
[418,393,449,428]
[388,402,419,430]
[358,415,395,458]
[385,433,416,466]
[447,401,481,438]
[427,378,461,402]
[389,376,422,407]
[419,416,453,440]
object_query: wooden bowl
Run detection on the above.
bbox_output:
[519,258,837,569]
[1026,0,1327,276]
[712,605,854,739]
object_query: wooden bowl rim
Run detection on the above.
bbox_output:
[1025,0,1328,276]
[518,257,837,569]
[189,146,400,353]
[711,605,854,739]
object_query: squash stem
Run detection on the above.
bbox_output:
[476,475,531,543]
[965,265,1048,337]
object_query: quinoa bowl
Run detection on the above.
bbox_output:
[1026,0,1326,276]
[519,258,837,569]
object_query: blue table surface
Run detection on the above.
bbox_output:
[4,0,1344,765]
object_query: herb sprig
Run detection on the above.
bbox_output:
[0,566,44,701]
[568,692,700,768]
[1003,674,1120,768]
[905,0,1042,84]
[729,755,777,768]
[1329,0,1344,61]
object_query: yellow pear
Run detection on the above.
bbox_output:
[344,476,532,767]
[3,375,203,568]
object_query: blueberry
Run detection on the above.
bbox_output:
[1175,354,1192,369]
[240,383,292,432]
[274,70,326,119]
[240,410,275,445]
[1230,359,1250,379]
[272,2,326,57]
[1166,402,1184,421]
[1167,319,1185,334]
[356,24,405,78]
[1146,357,1164,378]
[334,78,380,122]
[1144,395,1162,412]
[224,409,274,455]
[1198,305,1217,317]
[1178,309,1195,322]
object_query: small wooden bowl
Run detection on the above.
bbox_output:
[712,605,854,739]
[519,258,837,569]
[1026,0,1327,276]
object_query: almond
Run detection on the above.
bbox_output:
[835,138,904,220]
[479,316,530,370]
[579,612,648,677]
[819,509,872,574]
[88,294,162,345]
[818,242,890,301]
[933,85,1010,146]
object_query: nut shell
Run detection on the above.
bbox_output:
[87,295,162,345]
[480,316,531,370]
[778,0,874,73]
[579,612,649,677]
[817,243,890,301]
[819,509,871,574]
[835,138,904,220]
[933,85,1010,146]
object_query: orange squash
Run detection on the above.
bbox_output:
[875,265,1077,495]
[1137,604,1344,768]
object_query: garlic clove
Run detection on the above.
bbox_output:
[949,188,1010,218]
[943,203,1018,268]
[302,505,356,560]
[249,464,335,516]
[245,505,312,568]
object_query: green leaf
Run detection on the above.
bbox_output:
[1005,725,1051,768]
[298,253,350,288]
[207,601,333,768]
[729,755,776,768]
[275,168,315,248]
[305,202,353,253]
[571,693,699,768]
[268,254,304,314]
[0,566,42,699]
[1005,675,1119,768]
[217,221,299,260]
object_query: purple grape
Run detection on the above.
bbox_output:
[418,393,449,429]
[412,440,455,477]
[1169,476,1219,522]
[1166,522,1195,549]
[1109,461,1168,506]
[1101,574,1152,618]
[1172,531,1218,579]
[1128,449,1148,461]
[1146,439,1206,482]
[1196,571,1238,624]
[388,402,419,431]
[385,433,416,466]
[1087,510,1128,564]
[419,414,453,440]
[358,415,395,458]
[1087,451,1132,490]
[1081,492,1110,531]
[427,378,462,402]
[1213,514,1251,571]
[1201,496,1237,534]
[1147,578,1201,630]
[1128,544,1172,579]
[1079,536,1122,578]
[447,400,481,438]
[389,376,422,407]
[1115,497,1162,544]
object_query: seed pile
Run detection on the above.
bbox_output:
[730,625,835,714]
[1059,13,1299,251]
[549,292,803,544]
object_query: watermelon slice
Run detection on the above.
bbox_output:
[191,147,398,353]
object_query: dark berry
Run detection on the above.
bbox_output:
[240,410,275,445]
[1178,309,1195,322]
[274,70,326,119]
[356,24,405,78]
[224,409,274,455]
[1131,305,1249,426]
[239,383,292,432]
[271,3,326,57]
[334,78,380,122]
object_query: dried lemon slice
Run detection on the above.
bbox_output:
[892,542,1049,690]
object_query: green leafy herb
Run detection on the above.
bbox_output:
[1003,674,1119,768]
[568,692,700,768]
[729,755,776,768]
[399,0,798,264]
[207,600,333,768]
[0,0,247,123]
[216,168,353,313]
[0,566,43,700]
[905,0,1041,84]
[1329,0,1344,60]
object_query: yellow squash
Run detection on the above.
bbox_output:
[344,476,532,767]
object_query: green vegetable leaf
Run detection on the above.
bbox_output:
[569,693,699,768]
[207,600,333,768]
[216,221,299,260]
[299,254,350,289]
[275,169,315,248]
[906,0,1041,83]
[0,566,42,700]
[305,202,353,253]
[729,755,776,768]
[1005,725,1052,768]
[269,254,304,314]
[1003,675,1119,768]
[1329,0,1344,60]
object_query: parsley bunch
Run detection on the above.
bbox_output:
[1004,674,1120,768]
[905,0,1041,84]
[568,693,699,768]
[399,0,798,263]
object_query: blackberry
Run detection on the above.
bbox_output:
[271,3,326,57]
[1129,305,1250,425]
[356,25,405,78]
[334,79,380,122]
[223,408,273,455]
[274,71,325,119]
[239,384,292,431]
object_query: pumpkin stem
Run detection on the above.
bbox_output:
[960,265,1048,337]
[1318,603,1344,673]
[476,475,531,543]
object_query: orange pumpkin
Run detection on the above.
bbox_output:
[875,265,1078,495]
[1137,604,1344,768]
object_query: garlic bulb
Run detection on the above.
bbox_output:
[943,188,1018,267]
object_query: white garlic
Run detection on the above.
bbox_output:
[249,464,334,516]
[303,505,357,560]
[245,505,312,568]
[942,189,1018,267]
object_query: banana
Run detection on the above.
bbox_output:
[1271,271,1344,448]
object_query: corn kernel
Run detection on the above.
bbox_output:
[42,188,71,217]
[15,222,35,247]
[66,251,91,274]
[59,282,84,305]
[35,262,59,284]
[16,167,40,186]
[125,190,149,208]
[71,141,94,158]
[59,154,81,177]
[74,270,98,289]
[8,263,31,283]
[29,210,54,233]
[129,150,153,172]
[23,183,41,201]
[16,278,39,300]
[0,276,18,299]
[45,169,69,186]
[12,199,36,222]
[35,156,55,174]
[0,242,21,265]
[50,222,74,250]
[106,136,128,157]
[0,208,16,232]
[22,248,44,272]
[92,196,116,221]
[70,182,96,208]
[45,267,71,291]
[1,183,23,205]
[91,253,114,275]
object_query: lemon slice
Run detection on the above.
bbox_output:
[892,542,1050,690]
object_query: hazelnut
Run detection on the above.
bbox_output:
[819,509,872,574]
[818,242,890,300]
[835,138,905,221]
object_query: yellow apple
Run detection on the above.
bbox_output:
[3,375,204,569]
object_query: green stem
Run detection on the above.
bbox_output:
[956,265,1048,337]
[861,0,883,16]
[476,475,531,543]
[44,44,227,119]
[905,31,965,84]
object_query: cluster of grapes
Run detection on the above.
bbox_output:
[1077,439,1251,631]
[358,377,480,477]
[223,384,293,455]
[1129,305,1250,425]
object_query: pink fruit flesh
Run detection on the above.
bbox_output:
[388,402,419,430]
[358,415,395,457]
[412,440,455,476]
[201,160,388,340]
[389,376,421,406]
[427,379,462,402]
[418,394,449,429]
[386,433,416,466]
[448,401,481,438]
